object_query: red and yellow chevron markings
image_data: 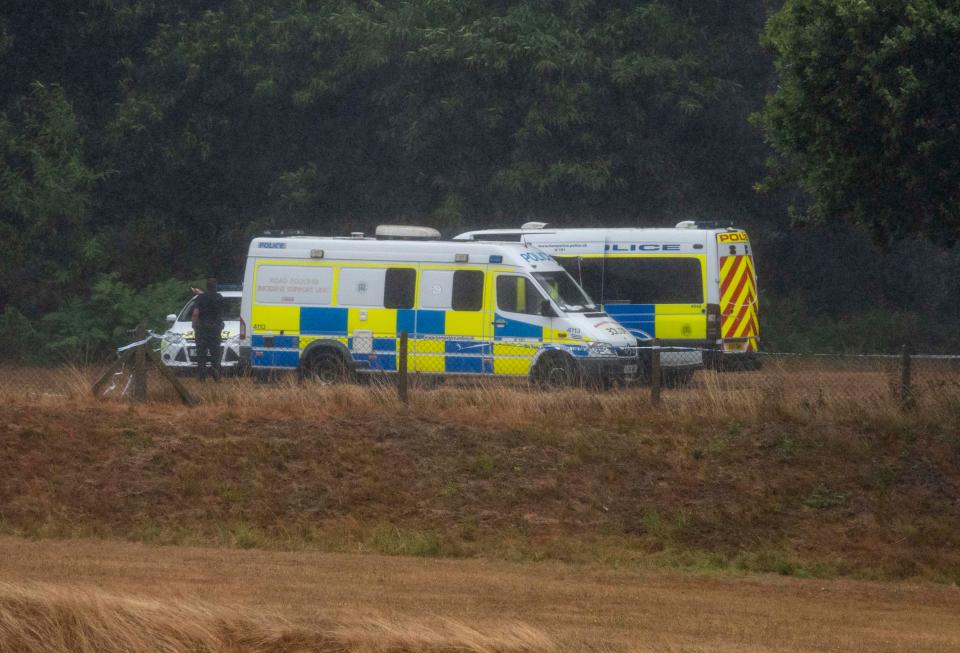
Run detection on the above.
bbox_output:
[719,254,759,350]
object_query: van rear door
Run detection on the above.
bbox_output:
[715,231,759,351]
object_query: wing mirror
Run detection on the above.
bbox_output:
[540,299,557,318]
[166,313,177,323]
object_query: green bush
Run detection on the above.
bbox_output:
[0,274,193,364]
[0,306,44,364]
[41,274,193,362]
[760,295,960,354]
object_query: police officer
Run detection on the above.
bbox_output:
[191,277,225,381]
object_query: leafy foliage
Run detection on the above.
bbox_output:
[0,274,192,364]
[0,1,958,358]
[0,306,43,364]
[106,0,756,241]
[41,275,192,362]
[0,83,99,314]
[757,0,960,246]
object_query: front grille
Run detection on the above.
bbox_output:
[188,345,234,363]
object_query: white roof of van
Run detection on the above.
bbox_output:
[247,236,564,271]
[454,227,730,244]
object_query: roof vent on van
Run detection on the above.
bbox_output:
[521,221,549,230]
[375,225,441,240]
[674,220,738,230]
[262,229,305,237]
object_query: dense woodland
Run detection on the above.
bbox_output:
[2,0,959,361]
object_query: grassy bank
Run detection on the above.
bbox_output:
[1,381,959,582]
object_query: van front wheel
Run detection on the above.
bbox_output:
[532,353,580,389]
[302,349,350,384]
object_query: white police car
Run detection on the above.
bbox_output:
[159,286,243,373]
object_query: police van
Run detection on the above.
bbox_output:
[455,222,760,369]
[238,226,640,386]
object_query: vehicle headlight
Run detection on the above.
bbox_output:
[588,342,617,357]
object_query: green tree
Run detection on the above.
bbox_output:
[107,0,771,260]
[0,83,100,315]
[756,0,960,246]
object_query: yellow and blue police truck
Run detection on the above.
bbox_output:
[238,226,640,386]
[455,221,760,369]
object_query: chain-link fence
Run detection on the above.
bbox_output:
[640,346,960,412]
[2,338,959,412]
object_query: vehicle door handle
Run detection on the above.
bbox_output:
[492,320,506,328]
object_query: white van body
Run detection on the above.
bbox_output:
[159,289,242,371]
[455,223,759,367]
[238,232,640,385]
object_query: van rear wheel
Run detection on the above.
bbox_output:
[302,349,350,384]
[532,353,580,389]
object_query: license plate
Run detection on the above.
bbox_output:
[623,364,638,374]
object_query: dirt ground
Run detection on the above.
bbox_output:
[1,536,958,652]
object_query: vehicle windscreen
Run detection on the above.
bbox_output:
[178,296,241,322]
[532,271,598,313]
[556,257,604,301]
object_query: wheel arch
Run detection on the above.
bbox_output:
[300,338,353,371]
[530,344,580,368]
[528,346,581,383]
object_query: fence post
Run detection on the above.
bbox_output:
[899,343,914,412]
[398,330,409,404]
[649,338,661,406]
[132,321,148,401]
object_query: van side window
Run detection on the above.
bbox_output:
[604,258,703,304]
[496,275,544,315]
[419,270,454,309]
[451,270,484,311]
[384,268,416,309]
[338,268,386,307]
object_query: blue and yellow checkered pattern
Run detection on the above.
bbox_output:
[250,305,594,376]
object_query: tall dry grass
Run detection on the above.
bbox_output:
[0,582,555,653]
[179,361,960,426]
[2,355,958,427]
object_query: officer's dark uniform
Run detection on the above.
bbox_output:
[194,289,224,380]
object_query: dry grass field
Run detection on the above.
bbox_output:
[1,536,959,652]
[0,362,958,650]
[1,377,958,580]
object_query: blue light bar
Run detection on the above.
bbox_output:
[489,255,503,263]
